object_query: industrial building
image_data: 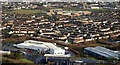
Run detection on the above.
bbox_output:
[84,47,120,60]
[0,50,11,55]
[43,54,71,62]
[14,40,65,55]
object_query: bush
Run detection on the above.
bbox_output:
[8,50,23,59]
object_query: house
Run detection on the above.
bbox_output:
[49,9,63,12]
[28,30,35,34]
[81,11,92,15]
[64,24,72,27]
[74,35,83,39]
[71,3,78,7]
[99,27,110,31]
[13,33,25,36]
[41,31,55,35]
[59,35,67,40]
[102,20,108,23]
[85,38,93,42]
[99,30,113,35]
[63,20,69,23]
[26,20,34,23]
[91,6,100,9]
[102,35,109,39]
[112,33,119,37]
[56,11,63,15]
[79,33,87,37]
[13,29,20,33]
[74,39,84,43]
[113,29,119,33]
[90,33,100,37]
[93,21,102,25]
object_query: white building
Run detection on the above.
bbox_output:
[91,7,100,9]
[14,40,65,55]
[44,54,71,58]
[0,50,11,55]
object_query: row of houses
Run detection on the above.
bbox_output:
[4,16,119,44]
[43,2,120,9]
[2,6,120,44]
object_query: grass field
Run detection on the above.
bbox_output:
[9,9,43,15]
[19,58,34,63]
[2,57,35,64]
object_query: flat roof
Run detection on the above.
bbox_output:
[44,54,71,57]
[0,50,10,53]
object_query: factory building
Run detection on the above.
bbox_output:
[84,47,120,60]
[43,54,71,62]
[14,40,65,55]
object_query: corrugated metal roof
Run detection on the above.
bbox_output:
[85,47,120,59]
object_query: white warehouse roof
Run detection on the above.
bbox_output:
[14,40,65,54]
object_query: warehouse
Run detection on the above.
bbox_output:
[14,40,65,55]
[84,47,120,60]
[43,54,71,62]
[40,54,71,64]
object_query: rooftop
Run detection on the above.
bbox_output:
[44,54,71,57]
[85,46,120,59]
[15,40,64,51]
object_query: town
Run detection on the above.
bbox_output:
[1,2,120,65]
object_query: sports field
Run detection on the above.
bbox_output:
[10,9,43,15]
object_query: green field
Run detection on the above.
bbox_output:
[19,58,34,63]
[9,9,43,15]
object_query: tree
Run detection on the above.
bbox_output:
[9,50,23,59]
[52,15,58,21]
[2,30,8,34]
[35,30,40,34]
[2,30,10,38]
[10,34,19,38]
